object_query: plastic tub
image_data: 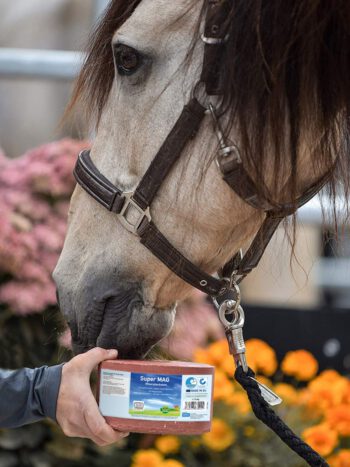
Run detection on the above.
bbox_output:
[98,359,215,435]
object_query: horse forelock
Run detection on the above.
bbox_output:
[67,0,143,125]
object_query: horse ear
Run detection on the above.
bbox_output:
[64,0,143,126]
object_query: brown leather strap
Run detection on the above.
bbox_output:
[222,159,277,211]
[74,150,125,213]
[220,167,333,280]
[200,0,232,95]
[137,219,226,295]
[236,215,284,278]
[73,103,227,297]
[133,99,206,210]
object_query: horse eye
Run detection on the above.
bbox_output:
[114,44,141,76]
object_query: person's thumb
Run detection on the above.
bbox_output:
[78,347,118,374]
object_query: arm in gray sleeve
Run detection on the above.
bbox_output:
[0,365,63,429]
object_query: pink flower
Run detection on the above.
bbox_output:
[161,294,224,359]
[0,139,90,315]
[19,262,49,283]
[0,281,56,315]
[33,224,64,252]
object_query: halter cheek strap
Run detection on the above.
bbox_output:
[201,0,231,95]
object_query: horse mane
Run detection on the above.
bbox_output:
[69,0,350,214]
[218,0,350,207]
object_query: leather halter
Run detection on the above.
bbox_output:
[73,0,332,300]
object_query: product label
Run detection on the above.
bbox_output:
[99,370,212,422]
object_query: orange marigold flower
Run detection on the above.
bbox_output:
[328,449,350,467]
[326,405,350,437]
[202,418,235,451]
[274,383,299,405]
[281,350,318,381]
[302,424,338,457]
[162,461,185,467]
[220,353,235,376]
[317,370,343,383]
[155,436,180,455]
[245,339,278,376]
[306,376,349,412]
[344,387,350,406]
[207,340,230,366]
[193,348,216,366]
[131,449,164,467]
[225,391,251,414]
[213,369,235,401]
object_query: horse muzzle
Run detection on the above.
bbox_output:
[54,272,176,359]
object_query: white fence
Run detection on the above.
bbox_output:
[0,48,84,80]
[0,0,109,80]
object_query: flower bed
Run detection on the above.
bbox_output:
[131,339,350,467]
[0,139,87,315]
[0,140,349,467]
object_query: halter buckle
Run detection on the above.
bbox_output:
[119,192,151,235]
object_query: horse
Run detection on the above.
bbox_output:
[53,0,350,360]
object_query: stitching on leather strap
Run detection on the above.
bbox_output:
[138,220,225,296]
[133,98,206,210]
[74,150,124,212]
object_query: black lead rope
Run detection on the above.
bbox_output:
[235,366,329,467]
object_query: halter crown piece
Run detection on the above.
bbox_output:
[73,1,331,465]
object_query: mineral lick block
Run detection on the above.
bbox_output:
[98,360,215,435]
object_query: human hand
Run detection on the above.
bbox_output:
[56,348,129,446]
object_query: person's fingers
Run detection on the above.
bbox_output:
[77,348,118,374]
[56,347,127,445]
[61,423,92,440]
[85,426,129,447]
[83,394,129,444]
[58,405,117,446]
[60,420,107,446]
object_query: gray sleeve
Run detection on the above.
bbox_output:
[0,365,63,429]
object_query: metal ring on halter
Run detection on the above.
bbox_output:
[219,300,245,329]
[201,33,229,45]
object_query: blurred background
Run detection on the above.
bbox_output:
[0,1,349,466]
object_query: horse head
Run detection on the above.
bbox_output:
[54,0,350,358]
